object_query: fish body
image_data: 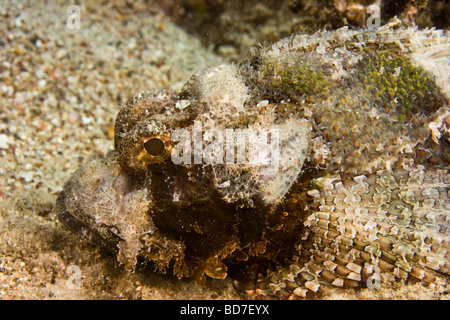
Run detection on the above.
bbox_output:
[57,22,450,298]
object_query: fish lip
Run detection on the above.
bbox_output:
[55,182,91,230]
[56,190,94,239]
[56,189,122,251]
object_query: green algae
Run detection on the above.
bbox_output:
[260,56,328,98]
[355,51,445,120]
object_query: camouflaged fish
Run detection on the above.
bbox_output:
[56,20,450,299]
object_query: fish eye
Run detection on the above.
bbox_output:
[137,135,173,165]
[144,137,165,156]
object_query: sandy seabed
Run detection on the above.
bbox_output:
[0,0,447,300]
[0,0,244,299]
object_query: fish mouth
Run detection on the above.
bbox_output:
[55,153,135,252]
[56,182,122,252]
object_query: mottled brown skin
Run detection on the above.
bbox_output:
[56,87,288,283]
[57,25,450,298]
